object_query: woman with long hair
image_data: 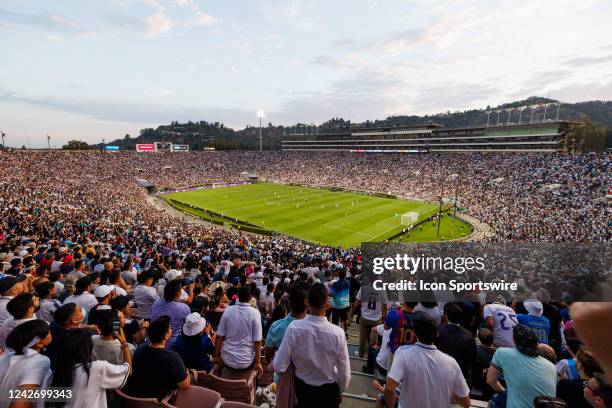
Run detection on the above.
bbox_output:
[49,328,131,408]
[0,320,52,406]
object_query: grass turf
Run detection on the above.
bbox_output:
[164,182,465,248]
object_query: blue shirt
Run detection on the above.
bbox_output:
[517,314,551,344]
[173,333,215,371]
[265,314,296,350]
[384,307,416,353]
[330,279,350,309]
[491,347,556,408]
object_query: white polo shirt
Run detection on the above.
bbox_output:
[63,291,98,314]
[388,342,469,408]
[356,288,387,322]
[217,301,262,369]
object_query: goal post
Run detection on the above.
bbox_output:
[400,211,419,227]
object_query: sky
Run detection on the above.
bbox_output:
[1,0,612,147]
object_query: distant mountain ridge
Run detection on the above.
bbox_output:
[104,97,612,150]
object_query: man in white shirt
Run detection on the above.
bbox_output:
[483,295,518,348]
[355,287,387,358]
[63,276,98,314]
[380,312,471,408]
[273,283,350,408]
[214,285,263,377]
[133,271,159,320]
[0,276,25,326]
[0,293,40,350]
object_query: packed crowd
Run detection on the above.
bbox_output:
[0,150,610,408]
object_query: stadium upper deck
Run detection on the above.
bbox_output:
[282,121,576,153]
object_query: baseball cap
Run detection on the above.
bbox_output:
[0,276,20,294]
[165,269,183,281]
[524,300,544,317]
[182,312,207,336]
[94,285,115,298]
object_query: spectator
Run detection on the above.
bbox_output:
[472,328,497,401]
[583,372,612,408]
[35,280,61,323]
[151,279,191,349]
[63,276,98,315]
[173,312,215,372]
[273,282,350,408]
[0,293,40,350]
[484,295,518,348]
[213,285,263,376]
[50,328,131,408]
[264,284,308,362]
[384,301,418,367]
[91,309,136,364]
[354,287,387,358]
[557,337,582,380]
[436,302,477,386]
[133,270,159,320]
[0,320,52,403]
[380,311,471,408]
[0,275,25,326]
[125,316,190,400]
[487,325,556,408]
[517,300,551,344]
[557,347,603,408]
[330,269,351,337]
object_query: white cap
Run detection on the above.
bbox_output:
[165,269,183,281]
[182,312,207,336]
[94,285,115,298]
[283,278,291,285]
[524,300,544,317]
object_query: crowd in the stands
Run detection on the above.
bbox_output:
[0,150,610,408]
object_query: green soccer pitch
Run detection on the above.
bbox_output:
[164,182,462,248]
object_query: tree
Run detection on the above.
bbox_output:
[565,121,606,152]
[62,140,91,150]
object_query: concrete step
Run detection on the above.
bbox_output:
[349,356,368,372]
[341,393,377,408]
[346,371,377,399]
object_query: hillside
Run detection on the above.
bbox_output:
[104,97,612,150]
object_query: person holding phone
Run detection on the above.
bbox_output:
[91,309,135,365]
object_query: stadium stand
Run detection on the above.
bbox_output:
[0,149,610,408]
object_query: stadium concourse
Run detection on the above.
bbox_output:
[0,150,611,408]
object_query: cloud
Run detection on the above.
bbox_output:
[144,10,173,38]
[0,8,95,36]
[173,0,192,6]
[563,54,612,68]
[196,12,219,25]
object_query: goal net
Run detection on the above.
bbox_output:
[400,212,419,226]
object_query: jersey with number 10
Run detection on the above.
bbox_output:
[385,307,416,353]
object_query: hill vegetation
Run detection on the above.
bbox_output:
[100,97,612,150]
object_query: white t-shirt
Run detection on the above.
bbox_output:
[356,288,387,322]
[0,349,51,394]
[483,303,518,348]
[65,360,130,408]
[375,324,392,370]
[388,343,470,408]
[63,292,98,314]
[38,299,61,323]
[0,317,37,349]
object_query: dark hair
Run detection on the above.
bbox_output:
[266,282,275,295]
[403,301,418,309]
[412,311,438,344]
[35,281,55,299]
[238,285,252,303]
[444,303,463,324]
[289,284,308,315]
[270,304,287,325]
[478,328,494,346]
[592,372,612,407]
[74,276,92,296]
[6,319,50,355]
[97,309,120,336]
[110,295,130,311]
[308,283,328,310]
[36,264,49,277]
[164,279,182,301]
[191,296,209,314]
[50,329,92,391]
[137,270,153,284]
[566,337,582,355]
[148,316,171,344]
[53,303,77,326]
[7,293,35,319]
[48,271,61,283]
[576,348,602,378]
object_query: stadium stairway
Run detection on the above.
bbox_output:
[342,324,489,408]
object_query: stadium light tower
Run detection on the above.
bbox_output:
[507,108,512,125]
[543,103,549,122]
[1,131,5,147]
[256,110,265,152]
[530,105,537,124]
[485,111,491,127]
[47,134,51,150]
[556,102,561,121]
[496,110,501,126]
[518,107,525,125]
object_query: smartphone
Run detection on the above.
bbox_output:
[112,320,120,335]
